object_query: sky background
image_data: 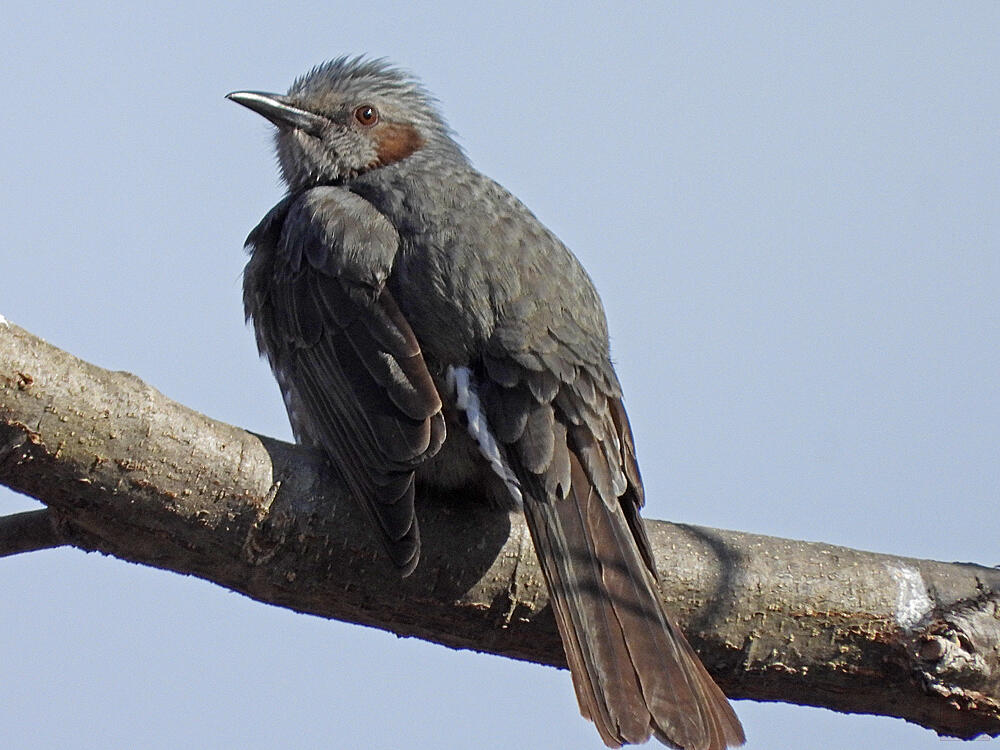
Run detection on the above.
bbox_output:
[2,2,998,749]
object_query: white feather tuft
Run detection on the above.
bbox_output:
[446,365,522,505]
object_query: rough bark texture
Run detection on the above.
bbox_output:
[1,318,998,740]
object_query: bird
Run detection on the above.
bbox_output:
[228,56,744,750]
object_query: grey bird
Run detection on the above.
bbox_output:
[228,57,744,750]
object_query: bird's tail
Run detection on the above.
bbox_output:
[521,453,744,750]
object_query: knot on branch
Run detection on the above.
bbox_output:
[242,481,288,565]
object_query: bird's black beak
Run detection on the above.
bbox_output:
[226,91,328,136]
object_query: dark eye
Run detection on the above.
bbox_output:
[354,105,379,126]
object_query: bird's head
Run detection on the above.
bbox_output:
[228,57,460,190]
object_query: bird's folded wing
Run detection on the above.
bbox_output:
[244,187,445,573]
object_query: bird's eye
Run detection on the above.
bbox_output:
[354,105,379,126]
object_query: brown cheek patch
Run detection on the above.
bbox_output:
[375,123,425,166]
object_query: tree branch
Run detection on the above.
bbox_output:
[1,318,998,740]
[0,508,64,556]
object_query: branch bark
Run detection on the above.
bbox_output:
[0,508,62,556]
[1,318,998,740]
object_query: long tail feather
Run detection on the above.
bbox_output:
[521,453,744,750]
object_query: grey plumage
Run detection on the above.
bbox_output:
[230,56,744,749]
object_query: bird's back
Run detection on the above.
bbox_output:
[350,156,613,377]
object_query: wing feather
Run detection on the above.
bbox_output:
[244,186,444,574]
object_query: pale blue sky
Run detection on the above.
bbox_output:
[2,3,998,748]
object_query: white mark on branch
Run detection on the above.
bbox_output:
[0,314,9,328]
[887,563,933,631]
